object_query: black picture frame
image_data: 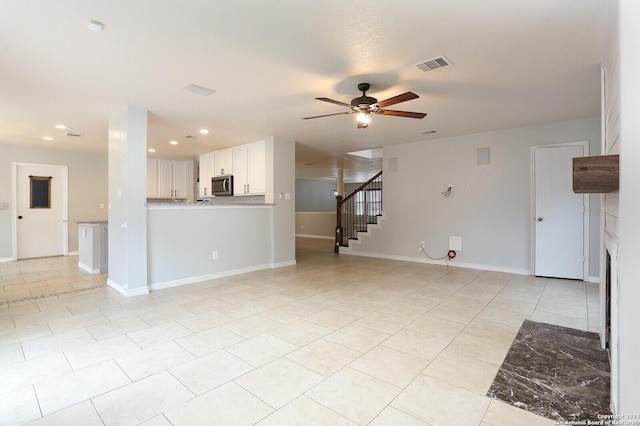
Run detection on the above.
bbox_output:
[30,175,52,209]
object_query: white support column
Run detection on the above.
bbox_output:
[336,168,344,196]
[265,136,296,267]
[107,107,149,296]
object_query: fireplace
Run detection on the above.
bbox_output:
[605,250,611,349]
[603,230,618,412]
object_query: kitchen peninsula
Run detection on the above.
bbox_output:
[140,136,296,295]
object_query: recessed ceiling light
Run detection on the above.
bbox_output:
[169,141,178,145]
[199,129,209,134]
[43,136,53,141]
[182,84,216,96]
[55,124,67,129]
[148,148,156,153]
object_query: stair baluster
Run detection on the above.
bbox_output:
[334,171,383,253]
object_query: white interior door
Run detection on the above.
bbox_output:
[15,164,67,259]
[533,144,585,279]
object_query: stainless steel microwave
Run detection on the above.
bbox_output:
[212,175,233,196]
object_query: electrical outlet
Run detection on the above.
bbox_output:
[418,241,425,252]
[212,251,218,260]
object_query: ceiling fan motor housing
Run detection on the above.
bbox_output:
[351,96,377,107]
[351,83,377,108]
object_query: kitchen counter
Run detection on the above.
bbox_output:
[146,195,270,208]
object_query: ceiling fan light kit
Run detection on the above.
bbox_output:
[303,82,427,128]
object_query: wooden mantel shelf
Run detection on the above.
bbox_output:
[573,155,619,193]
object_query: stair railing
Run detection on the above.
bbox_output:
[335,171,383,253]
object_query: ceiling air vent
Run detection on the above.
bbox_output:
[416,56,452,72]
[65,132,83,137]
[420,130,438,135]
[183,135,197,139]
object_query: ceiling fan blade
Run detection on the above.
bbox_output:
[373,92,419,108]
[315,97,353,108]
[375,109,427,119]
[302,111,352,120]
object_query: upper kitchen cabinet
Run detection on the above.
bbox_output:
[214,148,232,176]
[147,158,158,198]
[198,151,215,197]
[233,140,266,195]
[148,159,191,199]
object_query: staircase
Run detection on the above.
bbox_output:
[334,171,383,253]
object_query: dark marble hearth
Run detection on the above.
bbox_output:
[487,320,611,422]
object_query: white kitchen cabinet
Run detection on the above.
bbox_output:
[148,159,190,199]
[172,160,189,198]
[232,145,248,195]
[214,148,233,176]
[156,159,174,197]
[147,158,158,198]
[198,151,215,197]
[232,140,265,195]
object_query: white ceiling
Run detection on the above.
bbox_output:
[0,0,610,182]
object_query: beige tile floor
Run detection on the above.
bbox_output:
[0,237,601,425]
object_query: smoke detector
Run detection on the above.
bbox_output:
[182,84,216,96]
[416,56,452,72]
[87,20,104,32]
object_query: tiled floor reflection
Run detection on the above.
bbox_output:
[0,238,602,425]
[488,320,611,423]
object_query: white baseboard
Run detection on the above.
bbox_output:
[78,262,100,274]
[149,260,296,292]
[0,257,16,263]
[273,260,297,268]
[339,250,532,276]
[107,279,150,297]
[588,276,601,284]
[295,234,333,240]
[68,251,79,256]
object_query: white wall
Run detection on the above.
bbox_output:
[602,2,622,412]
[147,205,273,286]
[0,144,108,259]
[346,117,601,275]
[295,212,334,238]
[615,0,640,414]
[295,179,337,212]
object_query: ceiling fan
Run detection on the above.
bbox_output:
[303,83,427,128]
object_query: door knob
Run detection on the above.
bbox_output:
[18,215,23,219]
[537,217,543,222]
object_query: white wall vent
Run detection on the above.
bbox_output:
[416,56,452,72]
